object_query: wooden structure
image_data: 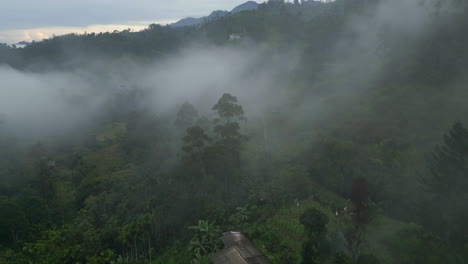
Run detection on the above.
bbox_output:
[210,232,269,264]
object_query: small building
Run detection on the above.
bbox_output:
[210,232,270,264]
[229,34,241,41]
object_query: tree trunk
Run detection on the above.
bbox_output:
[148,233,152,264]
[134,236,138,262]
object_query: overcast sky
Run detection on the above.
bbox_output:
[0,0,249,44]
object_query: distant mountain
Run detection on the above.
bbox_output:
[171,10,229,27]
[14,41,32,48]
[16,41,31,46]
[170,1,258,27]
[208,10,230,20]
[231,1,259,14]
[171,17,203,27]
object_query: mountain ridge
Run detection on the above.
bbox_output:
[170,1,259,27]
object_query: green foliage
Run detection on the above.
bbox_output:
[182,126,210,158]
[86,249,118,264]
[188,220,221,264]
[0,198,28,245]
[300,208,329,264]
[332,252,352,264]
[300,208,329,237]
[0,248,28,264]
[22,211,101,264]
[228,205,256,228]
[385,225,453,264]
[96,123,127,144]
[423,122,468,245]
[1,1,468,263]
[357,254,380,264]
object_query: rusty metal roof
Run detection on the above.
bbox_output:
[210,232,269,264]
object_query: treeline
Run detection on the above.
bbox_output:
[0,92,253,263]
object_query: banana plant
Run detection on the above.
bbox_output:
[188,220,221,264]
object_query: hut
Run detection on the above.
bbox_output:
[210,232,269,264]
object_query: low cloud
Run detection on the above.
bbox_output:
[0,43,299,140]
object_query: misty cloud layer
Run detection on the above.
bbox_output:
[0,0,461,142]
[0,44,299,140]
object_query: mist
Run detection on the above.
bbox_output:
[0,0,456,146]
[0,43,300,142]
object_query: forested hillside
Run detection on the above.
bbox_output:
[1,0,468,263]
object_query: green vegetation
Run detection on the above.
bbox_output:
[1,0,468,263]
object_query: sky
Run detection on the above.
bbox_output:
[0,0,248,44]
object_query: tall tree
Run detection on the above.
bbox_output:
[212,93,245,123]
[181,125,211,193]
[207,93,246,202]
[212,93,246,151]
[182,126,210,160]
